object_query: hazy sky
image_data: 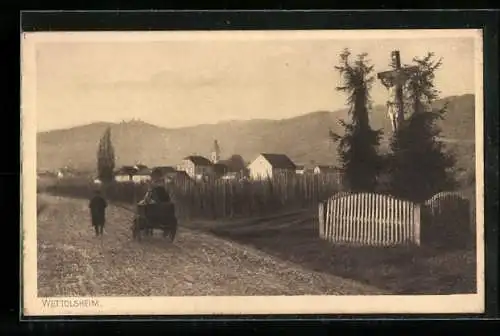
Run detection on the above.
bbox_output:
[33,30,478,132]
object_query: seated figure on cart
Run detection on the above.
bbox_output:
[140,183,171,205]
[132,169,178,242]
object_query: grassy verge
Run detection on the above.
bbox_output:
[186,211,477,295]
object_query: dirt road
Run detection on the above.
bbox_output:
[36,194,387,297]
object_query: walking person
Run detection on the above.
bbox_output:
[89,189,108,237]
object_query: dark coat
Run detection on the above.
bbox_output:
[152,186,170,202]
[89,195,107,226]
[143,186,170,204]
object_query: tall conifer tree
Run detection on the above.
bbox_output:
[330,49,383,192]
[387,52,457,202]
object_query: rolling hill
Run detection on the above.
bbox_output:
[37,94,475,173]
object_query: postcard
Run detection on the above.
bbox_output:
[22,28,484,316]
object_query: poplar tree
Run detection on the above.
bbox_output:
[97,127,116,183]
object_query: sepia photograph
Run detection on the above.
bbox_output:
[22,28,484,316]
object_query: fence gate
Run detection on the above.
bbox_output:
[422,191,472,249]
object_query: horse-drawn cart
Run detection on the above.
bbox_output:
[131,194,178,242]
[131,169,178,242]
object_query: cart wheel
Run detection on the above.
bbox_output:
[134,223,142,242]
[137,228,142,241]
[133,228,141,241]
[170,226,177,242]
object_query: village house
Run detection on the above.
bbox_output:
[313,165,344,185]
[177,155,214,180]
[220,171,239,180]
[151,166,190,183]
[213,157,249,180]
[114,169,129,183]
[56,166,76,179]
[131,167,152,183]
[213,162,229,177]
[114,164,152,183]
[115,164,192,184]
[313,165,340,175]
[133,164,148,171]
[114,165,138,183]
[152,166,177,178]
[37,170,56,179]
[247,153,297,180]
[295,165,308,175]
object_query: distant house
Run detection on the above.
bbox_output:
[131,167,152,183]
[295,165,307,175]
[37,170,56,181]
[313,165,344,185]
[295,165,315,175]
[247,153,297,180]
[151,166,191,183]
[151,166,176,179]
[213,162,229,177]
[313,165,340,175]
[114,172,131,183]
[134,164,148,171]
[56,166,75,179]
[38,170,55,178]
[177,155,214,180]
[213,157,250,178]
[221,172,239,180]
[114,165,138,183]
[154,166,177,174]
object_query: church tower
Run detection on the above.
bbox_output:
[211,140,221,164]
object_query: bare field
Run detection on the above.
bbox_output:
[35,194,387,297]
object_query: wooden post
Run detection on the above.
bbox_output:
[392,51,405,129]
[318,202,325,239]
[413,203,421,246]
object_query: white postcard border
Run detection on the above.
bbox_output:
[22,28,485,316]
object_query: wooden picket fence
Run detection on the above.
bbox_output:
[169,173,343,219]
[42,173,344,220]
[423,191,472,224]
[318,192,421,246]
[421,191,473,248]
[318,190,475,248]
